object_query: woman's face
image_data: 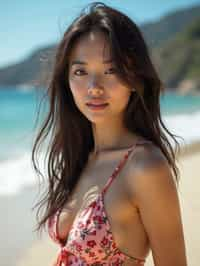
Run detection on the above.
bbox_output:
[68,30,132,124]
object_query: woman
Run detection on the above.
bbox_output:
[32,2,187,266]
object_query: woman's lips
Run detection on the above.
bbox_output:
[86,103,109,110]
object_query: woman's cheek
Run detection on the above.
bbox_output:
[69,77,88,92]
[69,82,88,110]
[69,82,83,95]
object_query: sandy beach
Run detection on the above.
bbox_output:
[1,142,199,266]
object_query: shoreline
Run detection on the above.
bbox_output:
[178,140,200,158]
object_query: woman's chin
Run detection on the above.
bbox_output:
[86,114,109,124]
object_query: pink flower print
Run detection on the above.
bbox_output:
[77,221,84,229]
[87,240,97,248]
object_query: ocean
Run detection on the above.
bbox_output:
[1,85,200,196]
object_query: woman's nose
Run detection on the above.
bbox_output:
[87,78,104,96]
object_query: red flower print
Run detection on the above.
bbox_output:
[87,240,97,248]
[75,244,82,252]
[86,219,91,225]
[93,215,103,224]
[90,201,97,208]
[116,250,121,255]
[114,258,122,266]
[88,251,95,257]
[101,236,109,246]
[112,242,117,249]
[97,205,101,211]
[90,230,96,235]
[72,240,82,252]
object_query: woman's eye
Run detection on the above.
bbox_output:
[74,69,86,76]
[105,67,117,74]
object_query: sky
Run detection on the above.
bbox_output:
[0,0,200,68]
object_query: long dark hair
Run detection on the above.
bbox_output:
[32,2,182,234]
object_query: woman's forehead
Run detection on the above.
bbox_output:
[69,31,112,63]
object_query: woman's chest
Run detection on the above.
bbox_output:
[68,157,149,257]
[71,157,128,215]
[68,159,143,239]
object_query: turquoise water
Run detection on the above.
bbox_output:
[1,86,200,160]
[0,87,48,159]
[160,91,200,115]
[0,87,47,136]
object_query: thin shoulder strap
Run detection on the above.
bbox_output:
[101,139,152,195]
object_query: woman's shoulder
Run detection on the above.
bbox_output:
[125,137,175,198]
[125,139,186,266]
[132,138,169,172]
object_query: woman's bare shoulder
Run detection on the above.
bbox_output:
[125,138,177,207]
[128,139,169,175]
[125,141,187,265]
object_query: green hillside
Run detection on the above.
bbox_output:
[152,17,200,92]
[141,5,200,48]
[0,4,199,94]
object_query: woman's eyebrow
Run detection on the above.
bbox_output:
[71,59,113,66]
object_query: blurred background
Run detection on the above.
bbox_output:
[0,1,200,266]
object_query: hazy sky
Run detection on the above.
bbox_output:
[0,0,200,68]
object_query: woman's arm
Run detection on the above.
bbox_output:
[126,145,187,266]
